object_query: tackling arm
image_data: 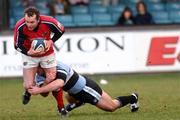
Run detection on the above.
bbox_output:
[29,79,64,95]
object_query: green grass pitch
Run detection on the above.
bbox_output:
[0,73,180,120]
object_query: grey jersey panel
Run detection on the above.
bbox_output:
[56,62,86,94]
[56,62,74,83]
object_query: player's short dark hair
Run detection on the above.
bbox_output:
[24,6,40,20]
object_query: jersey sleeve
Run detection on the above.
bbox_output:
[46,17,65,42]
[56,69,68,82]
[14,24,28,55]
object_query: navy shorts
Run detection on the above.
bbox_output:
[70,77,102,105]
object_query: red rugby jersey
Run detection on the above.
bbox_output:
[14,15,65,56]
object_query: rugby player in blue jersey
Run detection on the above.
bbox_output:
[29,61,139,114]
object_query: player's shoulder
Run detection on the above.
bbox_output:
[57,61,71,72]
[15,18,26,30]
[40,15,57,23]
[40,15,64,30]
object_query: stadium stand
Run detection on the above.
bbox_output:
[8,0,180,29]
[89,0,102,5]
[169,10,180,23]
[112,13,121,24]
[93,13,114,26]
[166,2,180,11]
[73,14,95,26]
[148,3,165,11]
[89,5,107,14]
[55,15,75,27]
[108,4,125,14]
[70,6,89,14]
[144,0,162,4]
[151,11,171,24]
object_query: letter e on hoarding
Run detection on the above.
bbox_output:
[147,36,178,65]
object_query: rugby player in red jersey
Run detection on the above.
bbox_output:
[14,7,66,115]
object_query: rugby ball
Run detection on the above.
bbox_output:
[32,39,46,52]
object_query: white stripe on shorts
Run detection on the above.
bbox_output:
[83,86,101,100]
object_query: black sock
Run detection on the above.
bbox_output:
[116,95,136,107]
[66,102,84,112]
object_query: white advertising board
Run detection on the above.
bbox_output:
[0,36,22,77]
[54,32,135,74]
[0,30,180,77]
[0,32,135,76]
[133,30,180,72]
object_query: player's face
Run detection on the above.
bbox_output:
[25,14,39,31]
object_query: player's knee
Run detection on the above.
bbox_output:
[23,77,34,89]
[102,103,117,112]
[23,82,32,89]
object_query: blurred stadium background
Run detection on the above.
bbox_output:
[0,0,180,120]
[0,0,180,29]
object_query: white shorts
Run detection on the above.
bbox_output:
[22,53,57,68]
